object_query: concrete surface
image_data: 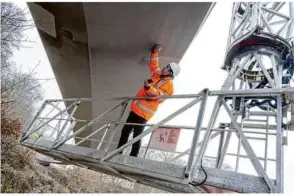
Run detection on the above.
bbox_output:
[28,2,214,149]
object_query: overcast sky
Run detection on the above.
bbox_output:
[12,1,294,193]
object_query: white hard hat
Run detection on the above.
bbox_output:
[169,62,180,76]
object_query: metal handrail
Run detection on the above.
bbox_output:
[45,87,294,102]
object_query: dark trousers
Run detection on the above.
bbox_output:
[117,111,147,157]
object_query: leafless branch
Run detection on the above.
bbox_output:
[1,61,40,93]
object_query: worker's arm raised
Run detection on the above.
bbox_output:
[149,45,162,78]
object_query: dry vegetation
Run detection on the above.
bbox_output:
[1,135,158,193]
[0,115,158,193]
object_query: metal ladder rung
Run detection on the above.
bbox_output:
[245,136,266,141]
[243,119,267,123]
[226,153,276,162]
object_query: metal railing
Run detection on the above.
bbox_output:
[19,87,293,191]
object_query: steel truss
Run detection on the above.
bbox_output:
[218,2,294,193]
[20,2,294,193]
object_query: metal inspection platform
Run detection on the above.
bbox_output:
[20,2,294,193]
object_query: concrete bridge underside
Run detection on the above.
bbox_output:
[28,2,214,149]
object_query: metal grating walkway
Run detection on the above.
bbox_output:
[22,137,274,193]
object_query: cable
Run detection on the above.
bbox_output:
[189,160,208,187]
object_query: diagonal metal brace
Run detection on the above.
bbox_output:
[101,95,203,161]
[222,101,276,192]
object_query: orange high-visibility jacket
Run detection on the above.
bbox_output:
[131,52,174,120]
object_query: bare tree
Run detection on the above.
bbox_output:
[1,2,34,65]
[1,2,43,131]
[1,64,43,125]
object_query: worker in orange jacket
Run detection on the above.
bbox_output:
[117,44,181,157]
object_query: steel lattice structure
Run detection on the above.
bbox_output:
[216,2,294,192]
